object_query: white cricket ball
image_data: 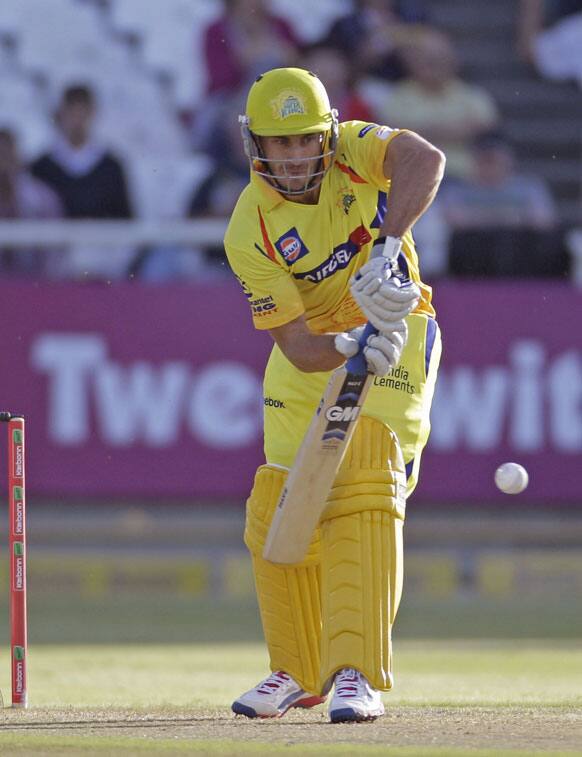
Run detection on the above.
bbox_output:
[494,462,529,494]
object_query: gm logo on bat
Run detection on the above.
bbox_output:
[325,405,360,422]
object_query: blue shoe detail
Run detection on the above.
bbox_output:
[232,701,258,718]
[330,706,374,723]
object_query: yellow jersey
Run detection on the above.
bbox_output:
[224,120,435,336]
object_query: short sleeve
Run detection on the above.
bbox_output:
[226,242,305,330]
[337,121,407,189]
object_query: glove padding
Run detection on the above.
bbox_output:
[335,321,408,377]
[351,257,420,331]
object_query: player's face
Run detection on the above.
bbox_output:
[260,133,324,196]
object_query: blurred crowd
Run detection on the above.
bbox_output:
[0,0,579,282]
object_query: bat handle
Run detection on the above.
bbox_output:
[345,239,408,375]
[345,321,378,375]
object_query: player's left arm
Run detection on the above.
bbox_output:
[348,131,442,333]
[380,131,445,239]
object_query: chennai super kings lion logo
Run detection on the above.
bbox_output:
[271,91,306,120]
[337,191,356,215]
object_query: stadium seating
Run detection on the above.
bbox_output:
[0,0,578,228]
[0,0,359,223]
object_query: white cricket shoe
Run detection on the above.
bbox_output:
[329,668,385,723]
[231,670,326,719]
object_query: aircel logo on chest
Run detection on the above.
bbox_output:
[293,225,372,283]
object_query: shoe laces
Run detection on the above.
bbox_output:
[256,671,292,696]
[334,668,363,699]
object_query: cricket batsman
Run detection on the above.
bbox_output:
[224,67,444,723]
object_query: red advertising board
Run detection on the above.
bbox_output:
[0,280,580,504]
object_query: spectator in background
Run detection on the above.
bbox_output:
[194,0,300,155]
[301,45,377,122]
[517,0,582,85]
[30,85,136,280]
[378,30,499,179]
[31,84,132,219]
[187,99,249,269]
[441,132,565,277]
[0,128,63,278]
[322,0,424,83]
[204,0,299,97]
[139,98,248,282]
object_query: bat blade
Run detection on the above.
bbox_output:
[263,365,373,564]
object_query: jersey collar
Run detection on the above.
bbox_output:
[251,170,287,212]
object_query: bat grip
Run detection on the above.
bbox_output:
[345,237,405,375]
[345,321,378,374]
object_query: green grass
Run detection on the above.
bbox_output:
[0,737,580,757]
[0,642,580,754]
[1,735,578,757]
[1,592,580,646]
[0,595,580,754]
[0,641,580,709]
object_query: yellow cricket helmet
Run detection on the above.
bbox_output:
[245,67,336,136]
[239,67,339,195]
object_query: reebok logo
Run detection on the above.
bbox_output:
[264,397,286,409]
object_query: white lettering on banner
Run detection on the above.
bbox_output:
[548,352,582,451]
[31,334,262,449]
[431,367,508,450]
[509,341,544,451]
[31,334,582,453]
[431,340,582,452]
[187,362,262,447]
[31,334,106,444]
[94,363,190,446]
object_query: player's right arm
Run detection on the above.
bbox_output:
[227,242,407,376]
[270,315,407,377]
[269,316,343,373]
[225,196,412,377]
[225,203,345,372]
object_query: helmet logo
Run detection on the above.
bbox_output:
[271,91,306,120]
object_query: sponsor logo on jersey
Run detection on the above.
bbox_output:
[373,363,416,394]
[375,126,393,140]
[275,227,310,265]
[250,294,278,317]
[358,123,377,138]
[293,225,371,283]
[264,397,286,408]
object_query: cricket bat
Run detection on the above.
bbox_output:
[262,320,378,564]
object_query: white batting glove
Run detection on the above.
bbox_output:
[351,260,420,331]
[350,235,420,331]
[335,321,408,377]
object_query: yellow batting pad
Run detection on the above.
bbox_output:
[245,465,322,693]
[244,465,321,562]
[320,510,403,692]
[324,415,407,521]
